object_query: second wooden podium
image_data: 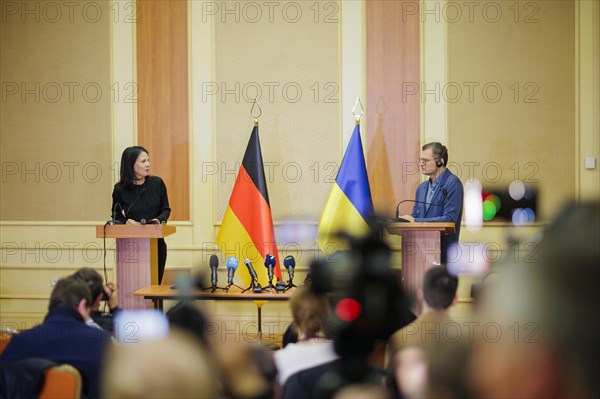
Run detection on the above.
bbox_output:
[96,224,176,309]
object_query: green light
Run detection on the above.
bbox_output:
[483,200,497,221]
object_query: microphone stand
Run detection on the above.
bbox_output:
[264,274,277,292]
[202,285,227,293]
[224,282,244,292]
[241,279,264,294]
[284,277,297,292]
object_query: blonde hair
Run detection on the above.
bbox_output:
[102,329,214,398]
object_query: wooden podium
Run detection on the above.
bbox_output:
[96,224,176,309]
[386,222,454,312]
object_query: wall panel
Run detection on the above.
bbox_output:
[0,0,112,221]
[448,0,576,219]
[136,0,190,221]
[213,0,340,222]
[366,0,421,217]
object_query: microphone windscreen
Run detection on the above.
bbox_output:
[265,254,276,267]
[209,255,219,268]
[283,255,295,268]
[226,256,239,270]
[140,219,147,225]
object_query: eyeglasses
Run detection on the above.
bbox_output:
[418,158,438,165]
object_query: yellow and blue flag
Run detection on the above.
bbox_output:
[317,123,374,254]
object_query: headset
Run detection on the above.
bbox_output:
[433,143,448,168]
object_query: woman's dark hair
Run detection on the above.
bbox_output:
[119,146,149,186]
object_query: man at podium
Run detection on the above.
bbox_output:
[111,146,171,283]
[399,142,463,263]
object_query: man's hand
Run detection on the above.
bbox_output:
[399,215,415,222]
[104,282,119,309]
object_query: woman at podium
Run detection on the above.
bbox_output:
[111,146,171,283]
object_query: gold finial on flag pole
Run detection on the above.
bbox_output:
[352,97,364,125]
[251,97,262,126]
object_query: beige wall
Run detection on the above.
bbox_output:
[214,0,340,221]
[1,0,112,222]
[1,0,598,329]
[448,0,576,220]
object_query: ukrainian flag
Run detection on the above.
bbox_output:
[317,123,374,254]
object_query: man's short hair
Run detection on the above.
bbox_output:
[422,142,448,167]
[73,267,104,300]
[48,276,93,312]
[423,266,458,309]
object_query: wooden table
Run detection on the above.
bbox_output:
[134,285,294,340]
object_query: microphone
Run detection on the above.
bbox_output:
[264,254,276,286]
[125,187,147,220]
[209,254,218,291]
[244,259,259,284]
[283,255,295,281]
[108,203,123,225]
[226,256,238,286]
[394,198,445,220]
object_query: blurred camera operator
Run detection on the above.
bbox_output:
[73,267,121,334]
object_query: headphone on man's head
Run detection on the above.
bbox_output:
[433,143,447,168]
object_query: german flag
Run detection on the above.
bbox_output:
[217,125,282,284]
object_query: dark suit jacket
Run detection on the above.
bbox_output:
[0,305,111,399]
[411,169,463,263]
[281,359,386,399]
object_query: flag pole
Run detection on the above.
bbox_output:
[251,97,262,126]
[352,97,364,126]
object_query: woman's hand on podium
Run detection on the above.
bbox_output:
[126,219,141,225]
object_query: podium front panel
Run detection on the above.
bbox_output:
[116,238,155,309]
[401,230,441,315]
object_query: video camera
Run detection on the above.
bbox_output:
[306,223,415,397]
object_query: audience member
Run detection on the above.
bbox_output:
[468,202,599,399]
[388,266,458,354]
[274,287,338,385]
[72,267,120,333]
[385,266,462,399]
[281,323,299,348]
[102,328,214,398]
[166,300,210,349]
[282,230,412,399]
[333,383,391,399]
[217,341,278,399]
[281,358,387,399]
[0,276,111,398]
